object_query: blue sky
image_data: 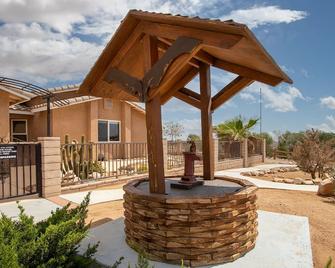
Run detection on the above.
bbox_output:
[1,0,335,138]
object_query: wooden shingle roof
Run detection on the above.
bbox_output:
[79,10,292,103]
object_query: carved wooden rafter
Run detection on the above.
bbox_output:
[104,36,201,102]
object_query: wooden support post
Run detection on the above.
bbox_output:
[200,63,214,180]
[143,35,165,194]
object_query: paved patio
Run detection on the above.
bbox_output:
[0,198,61,222]
[79,210,313,268]
[60,189,124,205]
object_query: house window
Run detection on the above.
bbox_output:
[98,120,120,142]
[11,119,28,142]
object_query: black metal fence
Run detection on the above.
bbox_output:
[167,141,202,170]
[218,141,241,160]
[248,139,262,156]
[61,142,148,185]
[0,143,41,200]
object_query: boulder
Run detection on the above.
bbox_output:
[303,180,314,185]
[272,177,283,183]
[293,178,304,185]
[284,178,294,184]
[312,178,322,185]
[317,179,335,196]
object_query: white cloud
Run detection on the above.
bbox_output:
[241,83,305,112]
[240,92,256,102]
[221,5,307,28]
[0,23,104,84]
[320,96,335,110]
[308,115,335,132]
[0,1,307,86]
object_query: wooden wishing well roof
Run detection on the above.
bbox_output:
[79,10,292,104]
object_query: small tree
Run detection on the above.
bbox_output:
[292,129,335,179]
[214,116,258,141]
[186,134,200,142]
[163,121,184,141]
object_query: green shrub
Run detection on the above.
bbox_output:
[0,193,99,268]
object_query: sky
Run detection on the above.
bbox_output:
[1,0,335,139]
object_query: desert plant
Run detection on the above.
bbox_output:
[0,193,99,267]
[61,135,105,181]
[292,129,335,179]
[215,116,259,141]
[325,257,334,268]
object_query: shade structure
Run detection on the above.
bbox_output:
[79,10,292,194]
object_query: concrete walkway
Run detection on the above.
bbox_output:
[0,198,61,222]
[215,164,318,192]
[80,210,313,268]
[60,189,124,205]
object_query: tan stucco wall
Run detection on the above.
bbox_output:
[9,98,147,143]
[0,91,10,140]
[51,102,90,143]
[131,109,147,142]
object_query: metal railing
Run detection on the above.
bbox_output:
[0,143,41,200]
[61,142,148,185]
[167,141,202,170]
[218,140,241,160]
[248,139,262,156]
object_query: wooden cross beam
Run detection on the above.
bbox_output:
[174,89,201,109]
[104,69,144,100]
[211,76,253,111]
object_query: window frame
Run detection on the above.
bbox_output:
[97,119,121,143]
[11,119,28,142]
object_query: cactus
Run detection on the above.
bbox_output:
[61,135,104,181]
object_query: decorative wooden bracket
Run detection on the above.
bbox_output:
[104,69,144,101]
[104,36,201,102]
[142,36,201,100]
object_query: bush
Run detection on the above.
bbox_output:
[0,193,99,268]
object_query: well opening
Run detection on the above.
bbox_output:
[124,177,258,267]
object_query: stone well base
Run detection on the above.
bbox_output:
[123,177,258,267]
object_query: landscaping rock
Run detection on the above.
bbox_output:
[317,179,335,196]
[284,179,294,184]
[303,180,314,185]
[272,177,283,183]
[312,178,322,184]
[293,178,304,185]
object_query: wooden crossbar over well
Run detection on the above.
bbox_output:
[79,10,292,194]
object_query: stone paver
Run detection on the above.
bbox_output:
[215,164,318,192]
[80,210,313,268]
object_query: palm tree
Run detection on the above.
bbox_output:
[215,116,259,141]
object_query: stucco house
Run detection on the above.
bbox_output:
[0,82,146,143]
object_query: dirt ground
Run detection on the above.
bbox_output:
[255,170,313,182]
[71,181,335,268]
[257,189,335,268]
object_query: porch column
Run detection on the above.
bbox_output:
[143,35,165,194]
[38,137,61,197]
[200,63,214,180]
[88,100,99,142]
[0,91,10,141]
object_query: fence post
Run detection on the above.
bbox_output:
[262,138,266,162]
[242,138,248,167]
[38,137,61,198]
[162,139,168,175]
[213,138,219,171]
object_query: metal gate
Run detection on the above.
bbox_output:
[0,143,42,200]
